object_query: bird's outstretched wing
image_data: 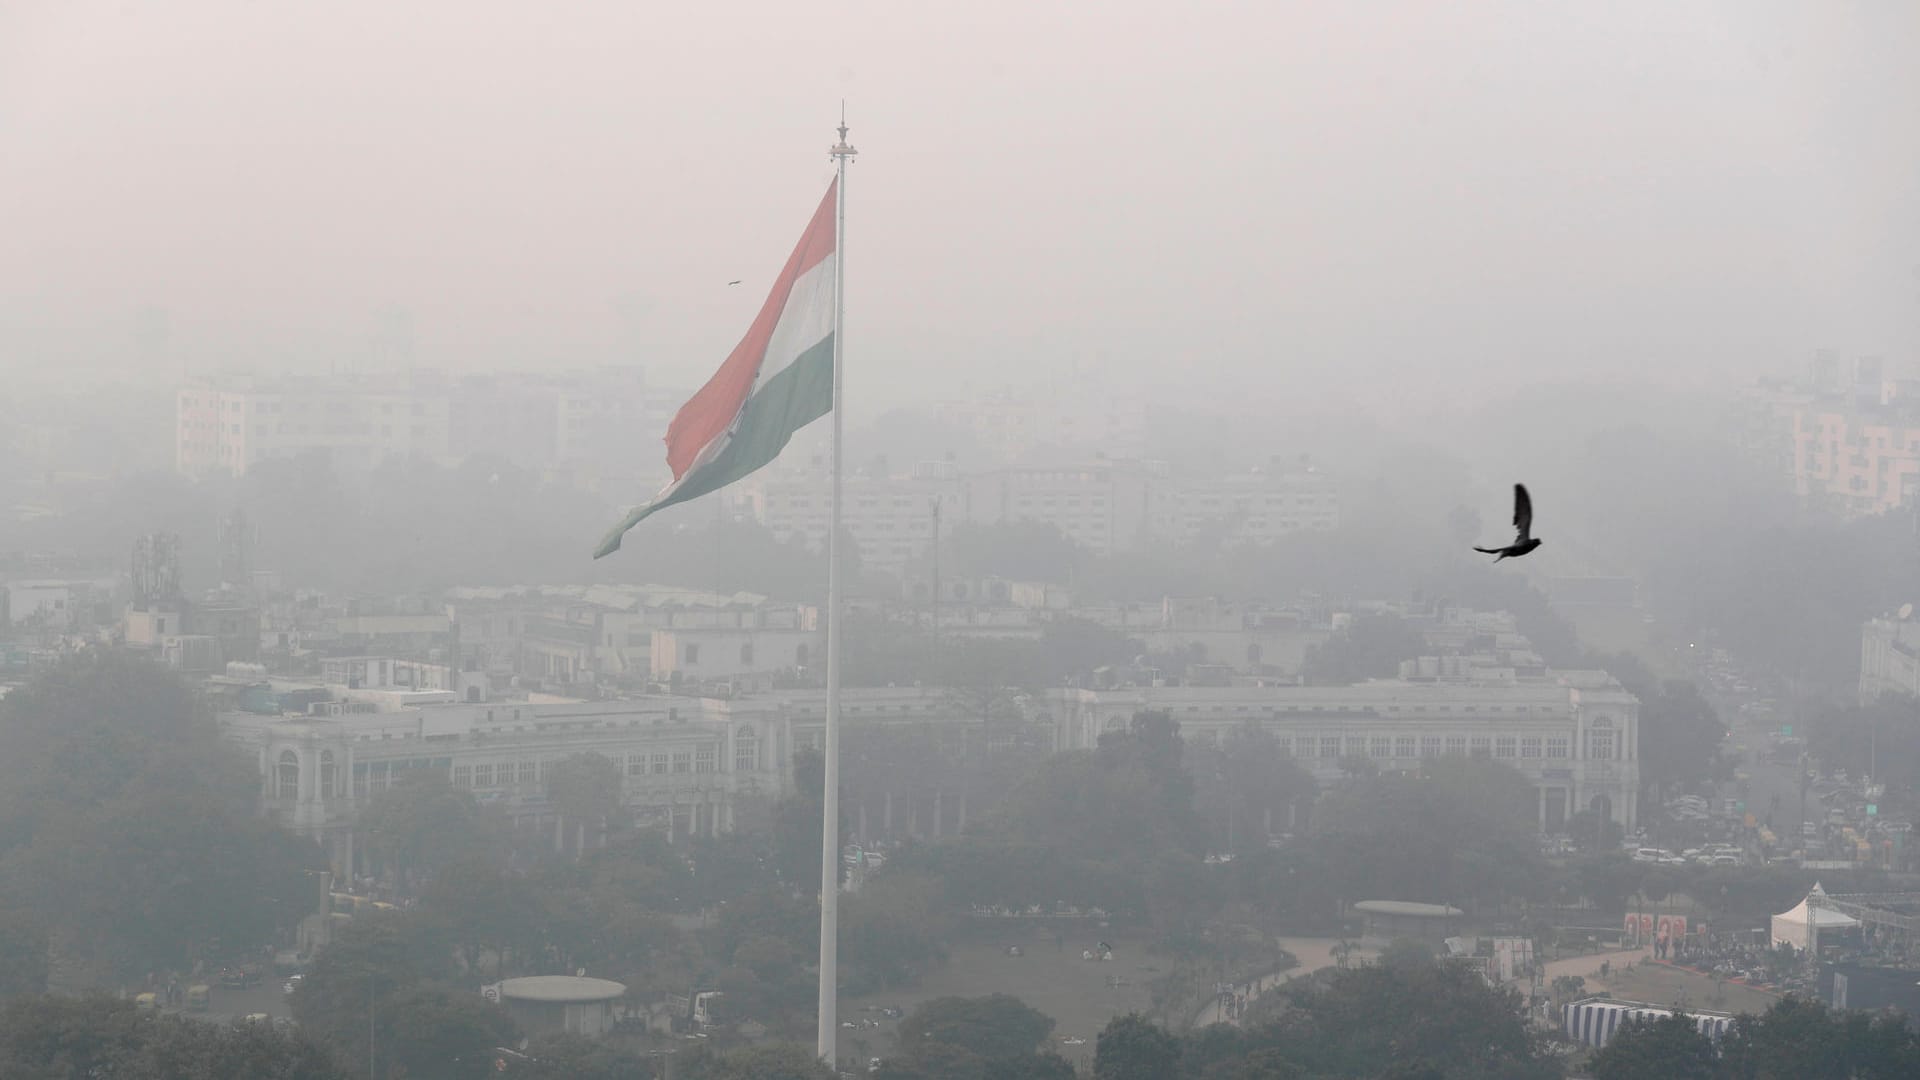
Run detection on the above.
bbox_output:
[1512,484,1533,541]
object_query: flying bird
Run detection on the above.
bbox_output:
[727,279,742,286]
[1474,484,1543,562]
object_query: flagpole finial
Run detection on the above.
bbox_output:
[831,106,857,160]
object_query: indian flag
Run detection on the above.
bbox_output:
[595,180,838,558]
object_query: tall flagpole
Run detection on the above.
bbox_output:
[818,108,856,1068]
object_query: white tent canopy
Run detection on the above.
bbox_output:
[1771,882,1860,951]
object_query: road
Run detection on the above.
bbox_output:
[1704,685,1813,843]
[1191,938,1362,1027]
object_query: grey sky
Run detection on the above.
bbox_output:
[2,1,1915,419]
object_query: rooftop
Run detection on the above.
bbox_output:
[497,976,627,1003]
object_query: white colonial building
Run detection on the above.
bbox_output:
[221,694,794,877]
[1050,661,1642,833]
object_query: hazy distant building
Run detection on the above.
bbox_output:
[175,376,452,477]
[176,367,682,483]
[1859,614,1920,705]
[734,457,1339,569]
[735,461,965,571]
[1147,464,1340,545]
[932,387,1150,464]
[1052,663,1642,833]
[1734,355,1920,517]
[222,693,793,877]
[445,585,820,690]
[965,460,1159,556]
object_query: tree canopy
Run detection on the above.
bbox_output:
[1309,755,1546,912]
[1301,614,1428,685]
[0,994,347,1080]
[0,651,325,980]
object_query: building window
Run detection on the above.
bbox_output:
[1393,736,1415,758]
[1547,737,1569,759]
[735,731,758,772]
[1470,736,1491,757]
[1589,731,1615,760]
[672,751,692,774]
[1345,736,1367,758]
[652,753,669,774]
[1495,736,1517,758]
[627,754,646,776]
[1368,736,1390,759]
[1521,737,1543,759]
[796,643,810,667]
[453,765,472,788]
[1419,736,1441,757]
[1320,736,1340,759]
[696,746,716,773]
[276,750,300,800]
[1274,736,1292,757]
[685,644,700,664]
[519,761,537,784]
[319,750,336,797]
[474,764,494,788]
[1444,736,1467,755]
[740,643,754,665]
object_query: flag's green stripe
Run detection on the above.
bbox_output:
[594,334,834,558]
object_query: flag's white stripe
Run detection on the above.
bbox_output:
[753,252,836,395]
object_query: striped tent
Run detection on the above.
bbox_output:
[1563,997,1735,1050]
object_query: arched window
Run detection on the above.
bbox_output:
[319,750,336,798]
[740,643,754,665]
[277,750,300,800]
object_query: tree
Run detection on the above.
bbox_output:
[946,520,1089,584]
[289,911,458,1070]
[503,1033,653,1080]
[1309,756,1546,914]
[1094,1013,1181,1080]
[9,776,324,980]
[1265,960,1557,1079]
[381,984,520,1080]
[841,873,952,989]
[358,771,503,885]
[1713,995,1920,1080]
[895,994,1056,1071]
[1300,614,1427,686]
[1035,618,1141,684]
[771,748,847,893]
[1189,725,1315,854]
[0,652,325,981]
[546,752,625,853]
[0,650,205,850]
[1375,938,1437,974]
[1590,1011,1716,1080]
[936,636,1045,766]
[1571,855,1644,914]
[1596,655,1725,802]
[674,1042,836,1080]
[0,993,348,1080]
[1566,809,1624,853]
[0,913,48,998]
[420,859,545,976]
[1809,694,1920,795]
